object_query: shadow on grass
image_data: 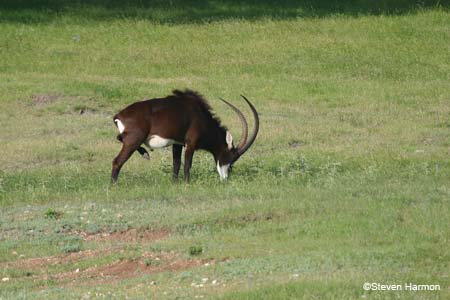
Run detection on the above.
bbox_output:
[0,0,448,24]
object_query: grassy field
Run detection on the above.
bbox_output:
[1,1,450,299]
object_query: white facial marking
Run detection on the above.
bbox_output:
[216,161,230,180]
[115,119,125,134]
[146,135,181,149]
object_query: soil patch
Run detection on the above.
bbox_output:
[77,228,171,243]
[0,228,205,286]
[2,229,170,271]
[288,139,304,149]
[1,249,113,271]
[59,252,210,286]
[31,94,64,106]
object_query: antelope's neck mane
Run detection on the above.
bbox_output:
[172,89,228,134]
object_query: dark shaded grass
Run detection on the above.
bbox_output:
[1,0,449,24]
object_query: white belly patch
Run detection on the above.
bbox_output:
[146,135,181,149]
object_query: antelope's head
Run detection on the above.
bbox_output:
[216,96,260,180]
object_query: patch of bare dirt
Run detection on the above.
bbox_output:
[59,252,211,286]
[76,228,171,243]
[31,94,63,106]
[1,248,114,271]
[4,250,217,288]
[2,229,171,271]
[288,139,304,149]
[1,228,209,287]
[0,229,170,270]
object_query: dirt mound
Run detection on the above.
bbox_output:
[1,228,211,287]
[31,94,63,105]
[81,228,171,243]
[1,249,111,271]
[59,253,208,286]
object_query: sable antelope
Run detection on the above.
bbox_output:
[111,89,259,183]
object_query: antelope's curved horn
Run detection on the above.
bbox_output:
[220,98,248,149]
[236,95,259,157]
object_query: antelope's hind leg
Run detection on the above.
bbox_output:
[137,146,150,160]
[117,134,149,160]
[111,133,146,184]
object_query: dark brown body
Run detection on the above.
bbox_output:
[111,90,259,183]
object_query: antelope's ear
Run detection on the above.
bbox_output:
[226,131,233,150]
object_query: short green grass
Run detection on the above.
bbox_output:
[1,1,449,299]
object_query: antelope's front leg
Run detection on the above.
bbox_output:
[172,144,182,181]
[183,145,195,183]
